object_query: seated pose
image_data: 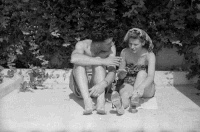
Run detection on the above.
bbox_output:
[69,31,122,115]
[111,28,156,114]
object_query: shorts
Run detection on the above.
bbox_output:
[69,70,92,98]
[69,69,112,98]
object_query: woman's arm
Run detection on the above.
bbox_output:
[135,52,156,90]
[117,49,127,79]
[118,48,127,70]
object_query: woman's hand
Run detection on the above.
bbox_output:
[117,69,127,79]
[132,86,144,97]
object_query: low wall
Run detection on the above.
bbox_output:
[0,68,198,99]
[156,47,200,70]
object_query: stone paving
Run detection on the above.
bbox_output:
[0,69,200,132]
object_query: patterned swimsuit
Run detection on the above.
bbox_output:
[124,64,148,86]
[114,64,148,92]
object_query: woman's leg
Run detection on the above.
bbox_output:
[130,70,155,110]
[133,70,155,98]
[73,65,93,114]
[119,83,133,109]
[91,65,107,114]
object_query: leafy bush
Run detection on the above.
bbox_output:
[0,0,200,88]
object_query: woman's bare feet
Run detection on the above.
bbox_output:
[83,98,94,115]
[96,96,106,115]
[111,91,124,115]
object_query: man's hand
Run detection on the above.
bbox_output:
[89,81,107,97]
[103,56,122,67]
[117,69,127,79]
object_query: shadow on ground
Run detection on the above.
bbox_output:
[174,84,200,107]
[69,93,85,109]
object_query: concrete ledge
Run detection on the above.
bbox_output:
[0,74,23,99]
[1,69,198,88]
[155,71,198,86]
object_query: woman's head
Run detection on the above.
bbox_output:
[123,28,153,52]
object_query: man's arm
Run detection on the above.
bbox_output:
[70,42,104,66]
[100,44,118,87]
[71,42,121,66]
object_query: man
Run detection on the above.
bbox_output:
[70,31,122,115]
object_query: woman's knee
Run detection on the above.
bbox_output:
[143,84,156,98]
[136,70,147,79]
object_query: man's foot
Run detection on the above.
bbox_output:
[83,98,94,115]
[96,97,106,115]
[111,91,124,115]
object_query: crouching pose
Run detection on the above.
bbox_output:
[111,28,156,114]
[70,31,122,115]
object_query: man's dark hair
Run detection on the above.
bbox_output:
[89,29,114,42]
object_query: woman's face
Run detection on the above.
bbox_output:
[128,38,144,53]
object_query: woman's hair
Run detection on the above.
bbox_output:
[123,28,154,52]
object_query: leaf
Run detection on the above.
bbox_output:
[196,13,200,20]
[0,17,10,28]
[197,4,200,10]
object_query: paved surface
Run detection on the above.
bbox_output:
[0,70,200,132]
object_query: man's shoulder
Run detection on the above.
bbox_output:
[75,39,92,48]
[121,48,129,53]
[77,39,91,45]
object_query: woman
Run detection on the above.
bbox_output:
[111,28,156,114]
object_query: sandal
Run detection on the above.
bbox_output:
[130,92,140,106]
[111,91,124,115]
[129,93,140,113]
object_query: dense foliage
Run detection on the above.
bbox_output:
[0,0,200,88]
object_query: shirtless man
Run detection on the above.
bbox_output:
[70,32,122,115]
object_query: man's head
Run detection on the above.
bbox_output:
[90,30,114,54]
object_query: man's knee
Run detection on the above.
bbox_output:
[73,65,88,77]
[92,65,106,76]
[91,65,106,84]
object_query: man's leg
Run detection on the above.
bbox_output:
[73,65,93,114]
[91,65,106,114]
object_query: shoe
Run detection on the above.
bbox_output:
[111,91,125,115]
